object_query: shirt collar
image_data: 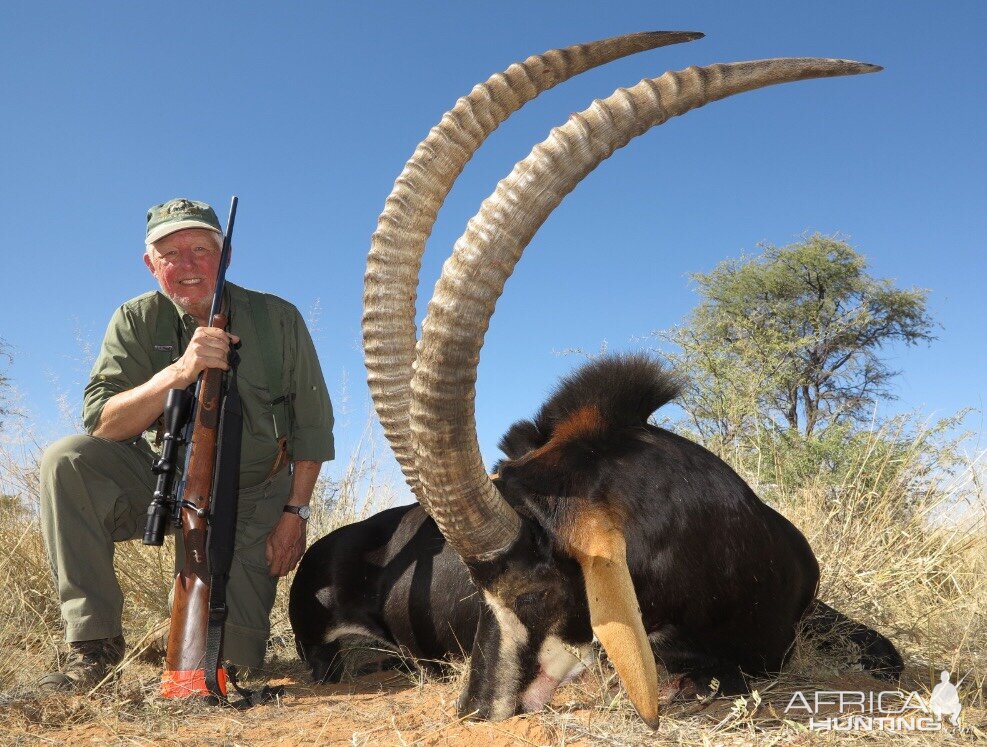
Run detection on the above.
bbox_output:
[162,283,236,328]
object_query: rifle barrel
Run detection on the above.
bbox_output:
[208,195,238,322]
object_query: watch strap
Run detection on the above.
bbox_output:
[283,504,310,520]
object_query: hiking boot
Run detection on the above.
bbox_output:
[39,635,126,691]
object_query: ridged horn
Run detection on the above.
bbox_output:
[410,58,882,560]
[362,31,703,507]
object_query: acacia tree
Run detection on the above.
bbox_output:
[655,235,935,448]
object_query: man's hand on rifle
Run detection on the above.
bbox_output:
[90,329,240,442]
[171,327,240,388]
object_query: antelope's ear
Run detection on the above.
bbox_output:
[497,442,599,498]
[489,456,568,520]
[498,419,545,459]
[564,504,660,729]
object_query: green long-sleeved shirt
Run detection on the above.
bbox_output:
[83,283,334,488]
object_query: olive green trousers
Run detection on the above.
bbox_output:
[39,434,291,668]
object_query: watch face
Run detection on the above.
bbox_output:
[297,505,311,520]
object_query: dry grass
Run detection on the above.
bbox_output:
[0,414,984,745]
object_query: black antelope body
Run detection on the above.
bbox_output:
[291,31,902,728]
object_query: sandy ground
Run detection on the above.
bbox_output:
[3,665,615,746]
[2,657,983,745]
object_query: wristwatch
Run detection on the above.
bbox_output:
[283,504,311,521]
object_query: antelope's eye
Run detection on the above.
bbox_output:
[515,589,548,610]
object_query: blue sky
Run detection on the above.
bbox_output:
[1,2,984,498]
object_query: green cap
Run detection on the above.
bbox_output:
[145,198,222,245]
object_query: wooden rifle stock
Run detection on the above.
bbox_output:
[161,196,238,699]
[162,313,229,698]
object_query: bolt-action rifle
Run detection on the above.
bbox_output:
[143,196,241,700]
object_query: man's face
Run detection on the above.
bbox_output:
[144,228,226,317]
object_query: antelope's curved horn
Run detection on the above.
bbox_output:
[362,31,703,507]
[411,56,880,724]
[410,58,881,558]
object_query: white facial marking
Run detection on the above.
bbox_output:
[314,586,395,648]
[315,584,335,608]
[519,635,594,713]
[543,635,594,682]
[321,623,392,646]
[483,591,529,720]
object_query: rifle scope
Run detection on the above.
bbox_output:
[143,387,194,546]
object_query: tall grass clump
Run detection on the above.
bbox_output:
[714,413,986,708]
[0,432,61,699]
[0,411,398,702]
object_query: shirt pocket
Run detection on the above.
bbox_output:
[234,367,280,476]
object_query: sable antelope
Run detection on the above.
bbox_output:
[292,31,903,727]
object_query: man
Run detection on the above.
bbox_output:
[39,198,334,690]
